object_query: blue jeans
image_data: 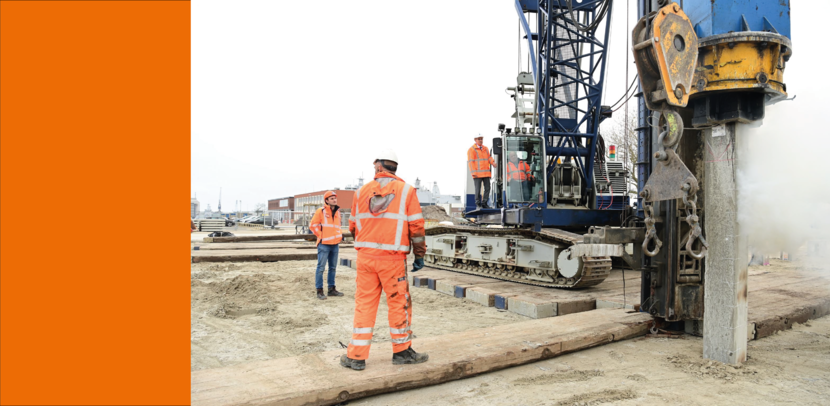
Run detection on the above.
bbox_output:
[316,243,339,289]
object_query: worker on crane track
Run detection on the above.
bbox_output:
[467,135,497,209]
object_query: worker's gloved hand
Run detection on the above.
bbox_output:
[412,257,425,272]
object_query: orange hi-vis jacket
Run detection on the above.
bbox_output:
[346,172,425,360]
[467,144,496,179]
[507,161,531,181]
[310,205,343,246]
[349,172,427,259]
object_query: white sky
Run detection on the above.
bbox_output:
[191,1,816,213]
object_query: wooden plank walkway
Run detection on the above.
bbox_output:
[191,308,652,406]
[191,249,318,263]
[205,234,353,243]
[747,266,830,339]
[193,242,353,250]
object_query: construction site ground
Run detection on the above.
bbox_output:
[190,230,830,405]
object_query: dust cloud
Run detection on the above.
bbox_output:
[736,110,830,272]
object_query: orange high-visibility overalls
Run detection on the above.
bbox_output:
[347,172,426,360]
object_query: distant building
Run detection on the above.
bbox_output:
[191,198,200,218]
[267,196,295,223]
[293,189,355,226]
[413,178,463,217]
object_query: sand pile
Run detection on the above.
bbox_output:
[422,205,467,225]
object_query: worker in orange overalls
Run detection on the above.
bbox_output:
[507,151,532,201]
[340,149,428,371]
[310,191,345,300]
[467,134,497,209]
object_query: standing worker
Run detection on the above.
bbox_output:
[340,149,429,371]
[310,191,345,300]
[467,134,497,209]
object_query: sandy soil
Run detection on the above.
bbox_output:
[192,250,830,405]
[354,315,830,406]
[190,260,526,371]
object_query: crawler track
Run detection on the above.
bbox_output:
[425,225,611,289]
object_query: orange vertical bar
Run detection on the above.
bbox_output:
[1,1,190,404]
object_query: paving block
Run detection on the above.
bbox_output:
[507,295,558,319]
[466,287,500,307]
[596,299,636,310]
[427,278,440,290]
[454,285,470,298]
[495,294,520,310]
[413,276,428,288]
[558,299,596,315]
[434,279,456,296]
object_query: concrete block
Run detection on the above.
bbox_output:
[413,276,428,288]
[427,278,439,290]
[203,237,214,243]
[434,280,456,296]
[507,296,558,319]
[495,294,520,310]
[596,299,636,310]
[466,287,499,307]
[454,285,470,298]
[557,299,596,315]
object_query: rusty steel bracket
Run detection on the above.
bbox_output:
[631,2,698,110]
[640,149,697,203]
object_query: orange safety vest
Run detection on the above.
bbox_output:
[348,172,427,259]
[507,161,531,181]
[310,205,343,246]
[467,144,495,178]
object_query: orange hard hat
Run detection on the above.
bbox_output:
[324,191,337,201]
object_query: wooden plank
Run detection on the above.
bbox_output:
[190,308,653,406]
[194,242,355,251]
[205,235,317,243]
[748,278,830,339]
[195,242,313,250]
[191,249,318,263]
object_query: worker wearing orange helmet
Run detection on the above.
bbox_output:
[340,149,428,371]
[310,190,344,300]
[467,134,497,209]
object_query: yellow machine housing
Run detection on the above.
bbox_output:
[632,2,793,127]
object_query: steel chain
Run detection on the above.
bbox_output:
[642,203,662,257]
[681,182,708,260]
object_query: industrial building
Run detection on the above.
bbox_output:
[191,198,200,218]
[266,196,294,223]
[265,177,462,224]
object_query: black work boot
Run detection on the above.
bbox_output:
[392,347,429,365]
[340,354,366,371]
[316,288,327,300]
[328,286,344,297]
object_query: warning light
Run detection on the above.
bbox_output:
[609,145,616,160]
